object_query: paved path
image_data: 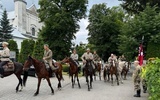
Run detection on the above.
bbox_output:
[0,70,148,100]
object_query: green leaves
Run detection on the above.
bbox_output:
[38,0,87,60]
[87,4,125,60]
[142,58,160,99]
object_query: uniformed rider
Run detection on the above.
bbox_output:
[0,42,10,78]
[81,48,95,76]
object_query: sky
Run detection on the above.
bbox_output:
[1,0,121,44]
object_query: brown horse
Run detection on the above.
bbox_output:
[109,60,119,85]
[103,63,110,82]
[94,62,101,81]
[23,56,63,96]
[62,57,81,88]
[0,61,28,92]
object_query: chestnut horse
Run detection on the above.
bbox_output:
[23,56,63,96]
[62,57,81,88]
[0,61,28,92]
[94,62,102,81]
[110,60,119,85]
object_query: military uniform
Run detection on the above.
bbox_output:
[43,49,57,70]
[108,56,117,67]
[0,46,10,77]
[70,53,79,65]
[132,64,141,97]
[81,52,95,69]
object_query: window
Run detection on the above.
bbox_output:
[31,27,35,36]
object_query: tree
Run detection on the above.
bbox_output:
[118,5,160,60]
[0,9,13,42]
[38,0,88,60]
[119,0,160,14]
[8,40,19,61]
[32,39,44,60]
[18,39,35,63]
[87,4,125,61]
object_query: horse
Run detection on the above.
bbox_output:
[0,61,28,92]
[84,59,94,91]
[103,63,110,82]
[109,60,119,85]
[23,56,63,96]
[120,61,130,80]
[62,57,81,88]
[94,62,101,81]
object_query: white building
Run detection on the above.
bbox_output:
[0,0,43,50]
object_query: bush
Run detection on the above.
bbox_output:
[62,64,69,72]
[141,58,160,100]
[8,40,19,61]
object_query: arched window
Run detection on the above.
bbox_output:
[31,27,35,36]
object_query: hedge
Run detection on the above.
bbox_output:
[141,58,160,100]
[62,64,69,72]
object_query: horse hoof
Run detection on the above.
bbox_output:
[34,93,38,96]
[121,82,123,84]
[19,90,22,92]
[79,86,81,89]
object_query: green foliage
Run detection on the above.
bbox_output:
[146,42,160,59]
[8,40,19,60]
[120,0,160,14]
[118,5,160,61]
[0,9,13,41]
[38,0,88,60]
[87,4,125,61]
[62,64,69,72]
[32,39,44,60]
[18,39,35,63]
[141,58,160,99]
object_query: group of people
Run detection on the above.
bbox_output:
[0,43,147,98]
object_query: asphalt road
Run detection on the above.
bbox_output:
[0,68,148,100]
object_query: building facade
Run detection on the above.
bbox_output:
[0,0,43,50]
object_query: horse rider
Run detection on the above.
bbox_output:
[70,49,81,73]
[121,55,126,61]
[0,42,10,78]
[132,60,141,97]
[81,48,95,76]
[93,50,101,68]
[43,44,58,71]
[108,53,117,68]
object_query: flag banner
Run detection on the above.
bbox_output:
[138,44,143,66]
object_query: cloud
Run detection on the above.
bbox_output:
[73,18,89,45]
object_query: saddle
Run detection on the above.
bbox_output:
[3,61,15,72]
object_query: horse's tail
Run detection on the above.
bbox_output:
[23,71,28,86]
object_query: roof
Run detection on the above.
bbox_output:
[11,28,28,39]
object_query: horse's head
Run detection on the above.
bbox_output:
[111,60,116,67]
[23,56,33,71]
[85,59,92,67]
[62,57,70,63]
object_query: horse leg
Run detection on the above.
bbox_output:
[111,74,113,86]
[34,78,42,96]
[86,75,90,91]
[46,77,54,94]
[119,71,123,84]
[94,70,96,81]
[76,73,81,88]
[15,74,23,92]
[108,73,110,82]
[116,74,119,85]
[99,70,101,81]
[90,75,93,89]
[71,75,74,88]
[55,73,62,90]
[103,68,106,82]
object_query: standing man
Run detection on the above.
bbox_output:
[0,42,10,78]
[43,44,58,70]
[132,60,141,97]
[81,48,95,76]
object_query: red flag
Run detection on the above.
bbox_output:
[138,44,143,66]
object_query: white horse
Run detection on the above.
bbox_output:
[117,60,128,83]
